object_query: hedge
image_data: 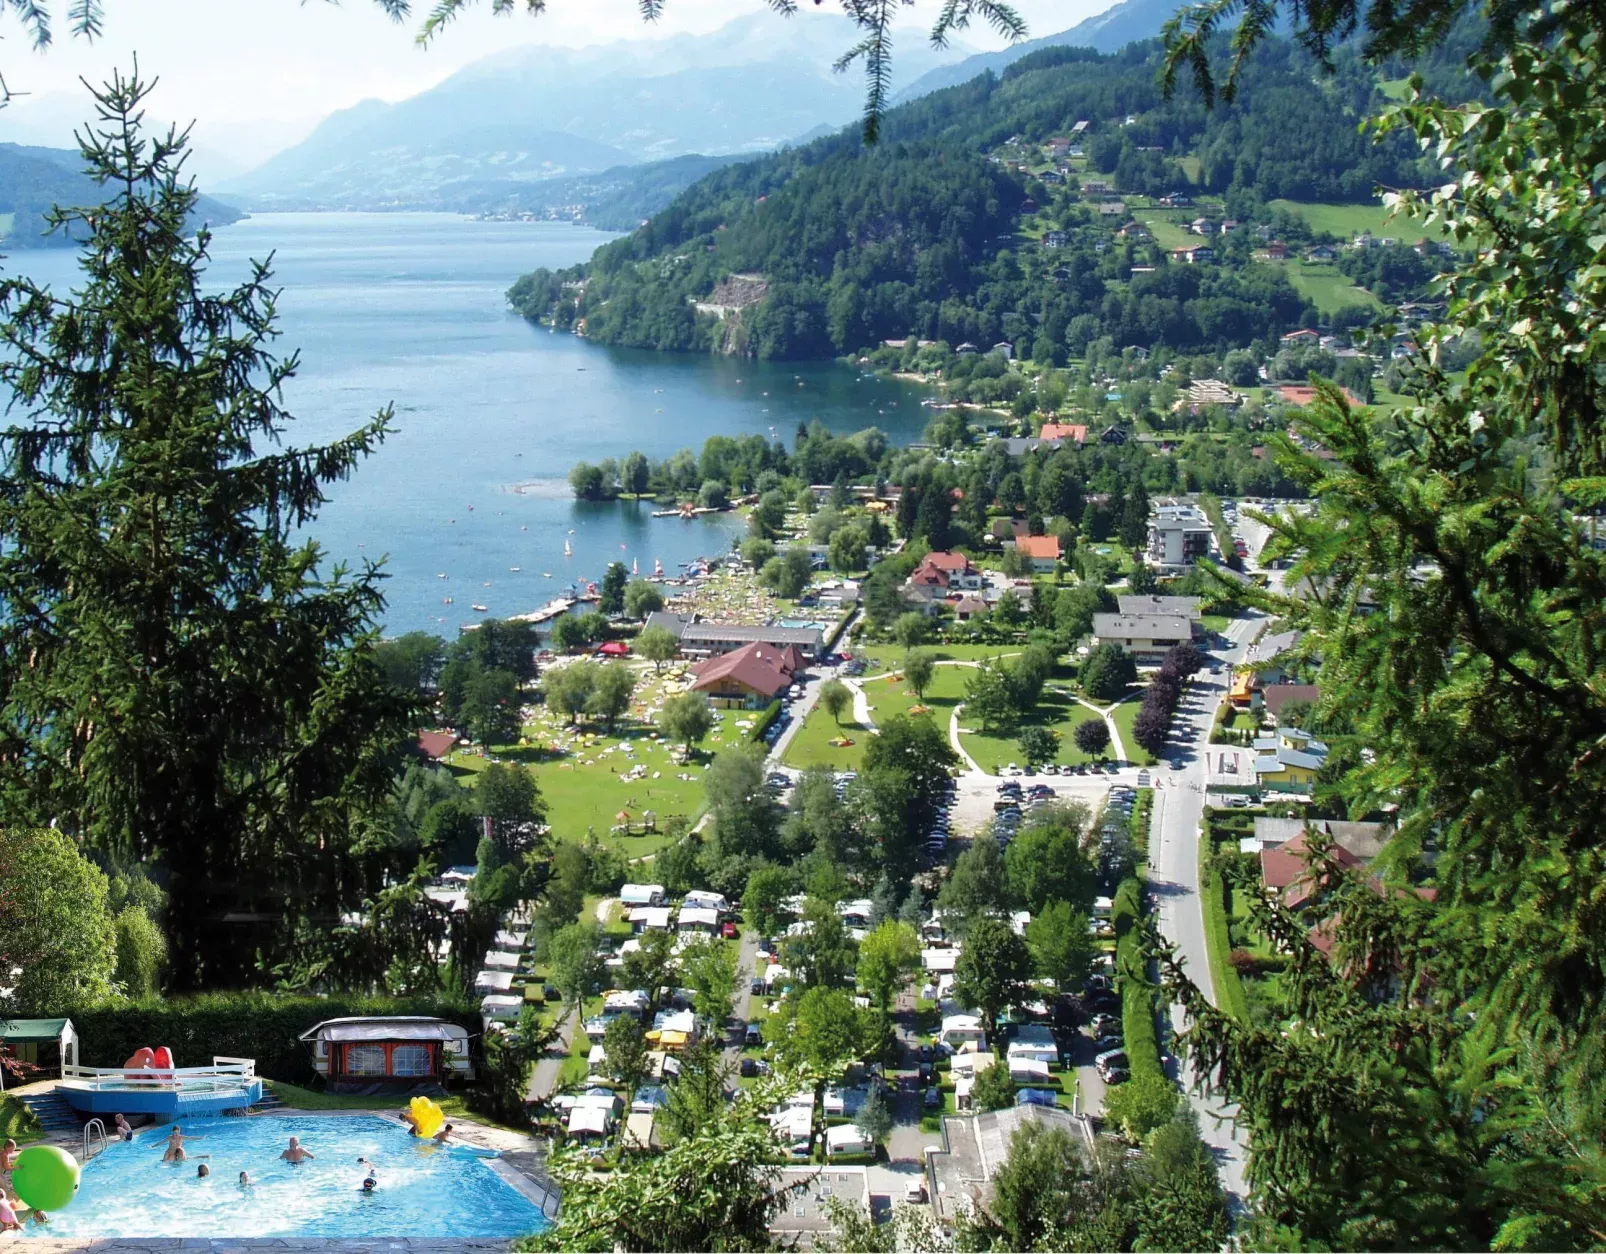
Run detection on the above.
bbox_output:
[1112,875,1164,1080]
[63,993,481,1085]
[749,699,784,742]
[1128,790,1153,864]
[1199,825,1251,1023]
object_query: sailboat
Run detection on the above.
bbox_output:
[653,558,664,579]
[632,558,639,576]
[564,538,572,557]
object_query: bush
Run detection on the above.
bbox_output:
[749,699,784,742]
[63,993,479,1084]
[1112,876,1164,1081]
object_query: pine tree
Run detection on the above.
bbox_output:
[0,73,414,989]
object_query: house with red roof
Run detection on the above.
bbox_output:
[1261,832,1366,910]
[688,642,799,709]
[1013,534,1062,572]
[904,552,982,604]
[416,730,457,762]
[1038,422,1088,445]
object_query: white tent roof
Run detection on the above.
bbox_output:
[770,1106,813,1140]
[474,970,514,992]
[923,948,961,973]
[493,930,528,950]
[1008,1058,1051,1080]
[826,1124,871,1151]
[629,906,673,928]
[682,890,728,912]
[480,995,522,1020]
[677,906,720,927]
[942,1014,983,1034]
[483,950,519,970]
[567,1106,611,1136]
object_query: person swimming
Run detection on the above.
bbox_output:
[432,1123,454,1145]
[162,1126,206,1164]
[238,1171,252,1188]
[197,1164,210,1179]
[280,1136,314,1164]
[398,1108,419,1136]
[359,1175,378,1195]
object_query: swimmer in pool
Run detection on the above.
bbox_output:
[432,1123,454,1145]
[238,1171,252,1188]
[162,1125,206,1163]
[2,1139,19,1171]
[280,1136,315,1164]
[197,1164,210,1179]
[359,1175,378,1195]
[398,1108,419,1136]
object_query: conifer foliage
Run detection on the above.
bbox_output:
[0,72,415,990]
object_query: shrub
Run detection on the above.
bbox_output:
[63,993,478,1084]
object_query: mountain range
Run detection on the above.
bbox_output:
[214,12,975,212]
[0,143,242,249]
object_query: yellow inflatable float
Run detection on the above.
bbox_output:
[408,1096,445,1138]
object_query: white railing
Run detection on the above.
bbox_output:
[61,1056,256,1095]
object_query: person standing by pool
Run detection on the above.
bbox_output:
[398,1108,419,1135]
[114,1113,133,1141]
[280,1136,315,1164]
[0,1188,22,1233]
[1,1139,18,1171]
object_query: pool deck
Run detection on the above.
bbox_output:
[11,1101,557,1252]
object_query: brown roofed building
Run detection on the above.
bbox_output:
[1262,683,1321,724]
[1014,534,1062,572]
[689,642,798,709]
[1038,422,1088,444]
[416,730,457,761]
[1260,832,1366,909]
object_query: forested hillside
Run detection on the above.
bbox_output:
[509,34,1458,360]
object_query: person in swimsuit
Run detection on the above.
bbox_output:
[1,1140,18,1171]
[432,1123,453,1145]
[197,1164,210,1178]
[162,1126,207,1164]
[238,1171,252,1188]
[114,1114,134,1141]
[0,1189,21,1233]
[279,1136,314,1164]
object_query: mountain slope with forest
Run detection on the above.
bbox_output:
[0,143,242,247]
[510,35,1456,360]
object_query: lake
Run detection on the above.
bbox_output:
[4,212,932,636]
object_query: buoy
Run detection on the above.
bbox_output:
[12,1145,80,1212]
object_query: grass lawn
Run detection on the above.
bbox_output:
[1282,261,1380,314]
[1109,696,1158,766]
[447,661,765,851]
[1134,211,1194,251]
[781,703,871,771]
[1200,613,1233,636]
[960,697,1107,774]
[1268,198,1434,244]
[860,643,1024,673]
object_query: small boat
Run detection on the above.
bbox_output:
[472,604,489,613]
[437,572,448,579]
[564,539,572,556]
[543,572,553,578]
[443,597,453,605]
[509,566,521,572]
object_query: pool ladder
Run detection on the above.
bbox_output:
[83,1117,108,1162]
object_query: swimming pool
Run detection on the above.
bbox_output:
[20,1115,551,1239]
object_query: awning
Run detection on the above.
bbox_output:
[315,1020,462,1043]
[0,1019,71,1042]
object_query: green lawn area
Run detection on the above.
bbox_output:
[1378,77,1412,100]
[446,661,769,850]
[1268,198,1434,244]
[1133,211,1194,251]
[1109,696,1158,766]
[858,643,1023,674]
[785,657,974,771]
[782,704,870,771]
[1200,613,1233,637]
[1281,261,1379,314]
[960,697,1107,774]
[265,1081,530,1136]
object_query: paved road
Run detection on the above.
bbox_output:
[526,1004,578,1103]
[1146,609,1267,1209]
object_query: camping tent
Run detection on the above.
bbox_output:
[0,1019,78,1086]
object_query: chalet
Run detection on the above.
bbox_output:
[955,342,978,355]
[687,642,800,709]
[1045,136,1071,155]
[1099,424,1129,445]
[1117,222,1150,240]
[1042,229,1069,248]
[415,730,457,763]
[1082,178,1112,195]
[1280,329,1322,345]
[1014,534,1062,572]
[1219,219,1241,234]
[1172,245,1215,264]
[990,341,1015,360]
[1040,170,1065,185]
[1263,241,1289,260]
[1190,217,1214,235]
[1038,422,1087,444]
[1128,345,1150,360]
[1070,119,1090,135]
[904,551,983,603]
[1306,244,1338,262]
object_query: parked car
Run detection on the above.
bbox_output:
[924,1086,942,1109]
[740,1057,760,1078]
[1102,1066,1131,1085]
[722,921,738,939]
[1091,1013,1121,1036]
[745,1023,764,1046]
[918,1062,936,1086]
[750,977,765,996]
[1093,1035,1124,1053]
[1095,1047,1129,1068]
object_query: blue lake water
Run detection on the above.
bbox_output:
[17,1114,548,1239]
[4,212,932,636]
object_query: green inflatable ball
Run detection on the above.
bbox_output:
[12,1144,81,1212]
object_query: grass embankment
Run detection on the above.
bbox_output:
[1109,696,1158,766]
[1281,261,1379,314]
[266,1081,534,1137]
[1267,198,1434,243]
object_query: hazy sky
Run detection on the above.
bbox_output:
[0,0,1100,146]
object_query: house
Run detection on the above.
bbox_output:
[1306,244,1338,262]
[1280,328,1322,345]
[1261,831,1366,908]
[1071,119,1090,135]
[1253,726,1328,792]
[1171,245,1215,264]
[1262,683,1320,724]
[1264,241,1288,259]
[620,883,666,908]
[1247,629,1302,684]
[1038,422,1088,444]
[1091,613,1192,661]
[1082,178,1112,194]
[1042,229,1069,248]
[1118,222,1150,240]
[990,341,1015,360]
[956,341,979,355]
[415,730,457,762]
[1129,345,1150,360]
[1117,594,1202,621]
[1099,424,1128,445]
[1014,534,1062,572]
[1250,816,1392,863]
[904,551,983,602]
[1146,502,1214,569]
[1158,192,1194,208]
[927,1105,1085,1225]
[1219,219,1241,234]
[1228,669,1260,711]
[688,642,800,709]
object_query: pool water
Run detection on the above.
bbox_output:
[20,1115,550,1239]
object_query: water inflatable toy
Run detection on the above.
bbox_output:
[12,1145,80,1212]
[408,1096,445,1139]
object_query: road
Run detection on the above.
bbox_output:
[1146,608,1267,1209]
